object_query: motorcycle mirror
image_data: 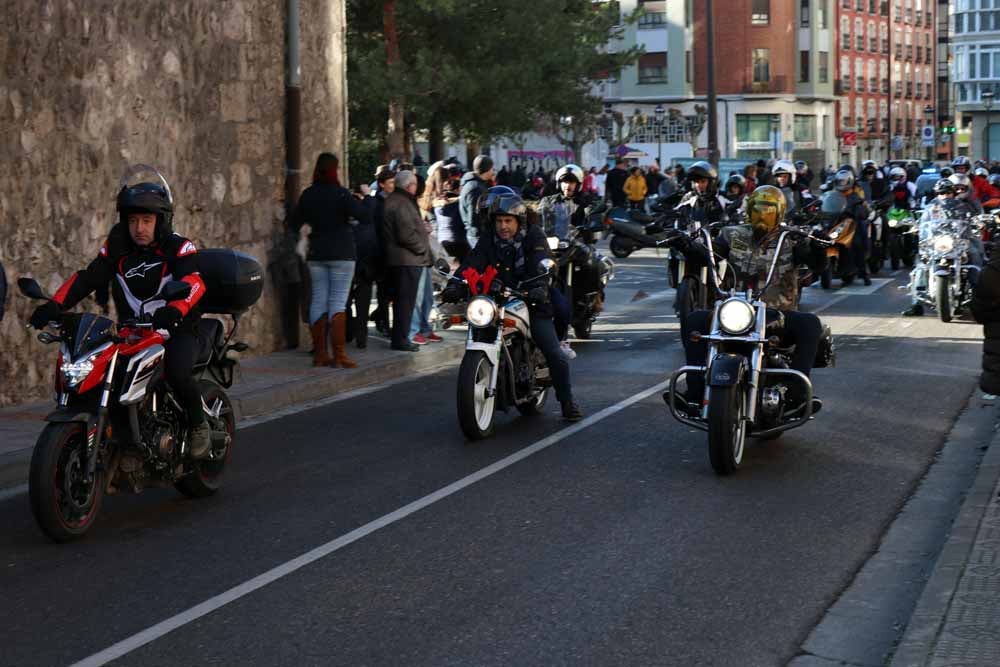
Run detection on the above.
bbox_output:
[17,277,48,300]
[159,280,192,302]
[538,258,556,275]
[434,258,451,274]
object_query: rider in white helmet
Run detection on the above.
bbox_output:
[771,159,801,214]
[888,166,917,210]
[539,163,587,240]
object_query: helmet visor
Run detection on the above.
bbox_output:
[750,202,780,235]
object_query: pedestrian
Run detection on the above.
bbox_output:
[645,163,665,197]
[347,170,393,349]
[594,165,608,198]
[605,157,629,206]
[743,164,758,193]
[971,253,1000,395]
[496,165,511,186]
[290,152,370,368]
[624,166,648,210]
[511,164,527,189]
[382,170,431,352]
[459,155,495,249]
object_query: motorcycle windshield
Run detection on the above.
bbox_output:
[820,191,847,215]
[69,312,115,358]
[919,203,967,242]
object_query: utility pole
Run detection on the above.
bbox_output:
[285,0,301,219]
[706,0,719,166]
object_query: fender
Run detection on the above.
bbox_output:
[708,353,748,387]
[44,408,97,423]
[465,341,500,363]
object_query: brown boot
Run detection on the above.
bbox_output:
[310,314,332,367]
[329,312,357,368]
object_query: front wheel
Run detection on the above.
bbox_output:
[29,422,104,542]
[707,384,747,475]
[609,235,634,259]
[572,319,593,340]
[175,382,235,498]
[457,351,497,440]
[936,275,953,323]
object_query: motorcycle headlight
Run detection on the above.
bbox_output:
[888,218,899,228]
[933,236,954,254]
[718,298,756,335]
[61,358,96,389]
[465,296,498,328]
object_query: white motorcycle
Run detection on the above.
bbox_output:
[441,260,556,440]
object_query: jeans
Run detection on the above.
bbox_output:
[408,267,435,339]
[530,314,573,403]
[308,260,355,323]
[550,287,571,340]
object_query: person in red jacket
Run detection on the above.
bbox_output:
[973,167,1000,210]
[29,170,211,458]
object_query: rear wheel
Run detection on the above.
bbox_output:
[457,351,496,440]
[936,275,953,323]
[175,382,235,498]
[516,387,549,416]
[609,236,634,259]
[572,319,593,340]
[707,384,747,476]
[29,423,104,542]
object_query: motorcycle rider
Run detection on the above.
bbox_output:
[28,173,212,458]
[952,156,972,177]
[858,160,888,203]
[772,160,802,215]
[538,164,588,240]
[722,174,748,219]
[973,167,1000,210]
[441,192,583,421]
[950,172,984,215]
[830,168,873,286]
[676,161,729,230]
[888,166,918,211]
[671,185,827,416]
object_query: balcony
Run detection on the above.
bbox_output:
[882,42,889,54]
[744,75,789,94]
[867,119,877,132]
[895,45,902,58]
[835,80,846,95]
[638,11,667,29]
[856,78,866,92]
[881,1,889,16]
[870,38,878,52]
[916,9,922,24]
[925,51,932,65]
[857,36,865,50]
[842,36,851,51]
[926,13,932,28]
[916,46,922,61]
[870,77,878,93]
[882,78,889,93]
[905,48,912,61]
[895,82,902,95]
[882,118,891,133]
[906,82,912,97]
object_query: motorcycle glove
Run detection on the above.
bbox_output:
[152,305,183,332]
[29,301,63,330]
[526,286,550,304]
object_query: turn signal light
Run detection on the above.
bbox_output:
[502,317,517,328]
[450,315,465,325]
[689,331,702,343]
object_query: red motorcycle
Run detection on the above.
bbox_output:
[18,250,260,542]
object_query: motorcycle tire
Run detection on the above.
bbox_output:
[707,383,747,476]
[609,236,634,259]
[904,253,916,269]
[820,267,832,290]
[175,382,235,498]
[29,422,104,542]
[936,277,952,323]
[868,255,882,276]
[675,277,699,331]
[889,236,902,271]
[457,351,496,440]
[516,387,549,416]
[572,319,593,340]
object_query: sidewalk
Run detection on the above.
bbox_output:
[891,395,1000,667]
[0,328,465,491]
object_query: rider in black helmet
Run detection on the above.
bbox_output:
[676,161,729,229]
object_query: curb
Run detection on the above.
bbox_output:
[0,340,465,495]
[889,396,1000,666]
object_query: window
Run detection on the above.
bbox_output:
[800,50,810,82]
[842,16,851,49]
[638,1,667,28]
[794,115,818,142]
[855,18,864,49]
[818,0,828,27]
[869,0,877,11]
[855,98,865,127]
[857,0,865,10]
[819,51,829,82]
[752,0,770,24]
[736,114,773,142]
[752,48,771,82]
[801,0,810,26]
[637,51,668,84]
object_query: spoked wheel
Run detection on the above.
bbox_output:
[29,423,104,542]
[609,236,634,259]
[175,382,235,498]
[457,351,496,440]
[707,384,747,475]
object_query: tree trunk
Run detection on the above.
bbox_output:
[428,116,445,163]
[382,0,405,160]
[465,139,481,169]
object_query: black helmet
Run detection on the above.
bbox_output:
[933,178,955,195]
[687,161,718,182]
[488,192,527,227]
[724,174,747,197]
[940,166,954,178]
[860,160,877,177]
[116,170,174,244]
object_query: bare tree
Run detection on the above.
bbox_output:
[382,0,405,159]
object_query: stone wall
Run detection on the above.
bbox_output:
[0,1,347,406]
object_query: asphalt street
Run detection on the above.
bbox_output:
[0,249,985,667]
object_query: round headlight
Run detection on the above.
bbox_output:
[718,299,756,335]
[933,235,954,254]
[466,297,498,328]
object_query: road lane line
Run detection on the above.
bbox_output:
[69,379,671,667]
[0,484,27,502]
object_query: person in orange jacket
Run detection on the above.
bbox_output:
[623,166,648,210]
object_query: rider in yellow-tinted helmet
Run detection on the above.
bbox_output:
[746,185,786,240]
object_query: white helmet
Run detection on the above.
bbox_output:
[772,159,796,184]
[555,163,584,186]
[974,166,990,178]
[888,166,907,183]
[949,173,972,199]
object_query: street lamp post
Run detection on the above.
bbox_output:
[560,115,574,163]
[923,104,935,165]
[654,104,665,168]
[983,90,995,163]
[603,102,614,164]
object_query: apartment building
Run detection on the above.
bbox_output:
[951,0,1000,161]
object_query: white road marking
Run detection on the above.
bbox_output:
[809,294,850,315]
[69,379,672,667]
[0,484,28,503]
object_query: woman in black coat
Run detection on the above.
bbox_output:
[972,255,1000,394]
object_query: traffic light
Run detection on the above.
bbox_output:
[942,122,957,134]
